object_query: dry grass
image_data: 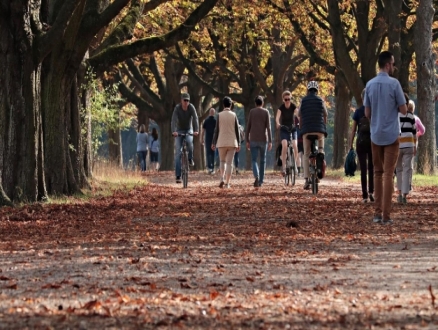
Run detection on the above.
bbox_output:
[47,162,147,204]
[91,161,148,192]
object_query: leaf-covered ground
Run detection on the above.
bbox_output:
[0,171,437,329]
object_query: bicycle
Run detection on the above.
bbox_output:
[280,125,297,186]
[306,135,324,195]
[177,133,193,188]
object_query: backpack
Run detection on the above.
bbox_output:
[238,125,245,143]
[344,148,357,176]
[357,116,371,147]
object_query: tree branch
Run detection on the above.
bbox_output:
[88,0,219,71]
[116,71,155,114]
[34,0,79,62]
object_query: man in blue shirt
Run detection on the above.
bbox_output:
[364,51,407,225]
[201,108,217,174]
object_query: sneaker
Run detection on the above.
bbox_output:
[303,179,310,190]
[219,181,225,188]
[235,169,239,175]
[382,219,393,225]
[282,169,286,177]
[373,216,382,223]
[189,159,195,167]
[362,198,368,203]
[226,183,231,189]
[397,195,403,204]
[176,176,181,183]
[402,196,407,205]
[369,194,374,202]
[254,178,260,187]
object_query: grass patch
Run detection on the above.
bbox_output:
[89,161,148,196]
[325,168,438,187]
[324,168,361,183]
[48,162,147,204]
[411,174,438,187]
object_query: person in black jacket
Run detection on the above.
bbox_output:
[297,81,328,190]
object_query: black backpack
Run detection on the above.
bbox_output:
[344,148,357,176]
[357,116,371,148]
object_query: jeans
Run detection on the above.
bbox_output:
[250,141,268,184]
[137,150,147,171]
[234,151,239,169]
[175,131,193,177]
[205,143,215,171]
[396,147,414,195]
[356,142,374,199]
[371,140,399,220]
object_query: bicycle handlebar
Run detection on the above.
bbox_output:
[175,132,194,137]
[280,125,296,133]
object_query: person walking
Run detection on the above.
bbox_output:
[245,96,272,187]
[349,88,374,203]
[396,97,417,204]
[171,93,199,183]
[211,97,241,188]
[149,127,160,171]
[232,102,243,175]
[364,51,408,225]
[136,124,148,172]
[409,100,425,191]
[276,90,299,177]
[201,108,217,174]
[295,115,303,176]
[297,81,328,190]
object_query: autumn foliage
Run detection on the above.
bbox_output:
[1,172,437,328]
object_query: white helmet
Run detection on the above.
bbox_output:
[307,81,319,91]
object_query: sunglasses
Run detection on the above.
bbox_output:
[284,98,291,101]
[183,99,190,102]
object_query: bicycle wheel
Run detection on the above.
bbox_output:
[289,146,296,186]
[183,151,189,188]
[284,167,290,185]
[311,174,318,194]
[181,150,188,188]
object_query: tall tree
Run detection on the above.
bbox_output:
[0,0,219,205]
[117,55,186,171]
[415,0,437,174]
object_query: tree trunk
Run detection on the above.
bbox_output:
[332,72,351,169]
[157,117,174,171]
[81,87,93,178]
[415,0,436,174]
[244,104,253,170]
[383,0,403,80]
[108,127,123,167]
[69,76,89,189]
[0,2,42,204]
[42,64,69,195]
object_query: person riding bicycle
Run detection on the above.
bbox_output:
[276,90,298,177]
[297,81,328,190]
[171,93,199,183]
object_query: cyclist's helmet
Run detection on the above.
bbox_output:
[307,81,319,91]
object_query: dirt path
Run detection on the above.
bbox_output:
[0,171,437,329]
